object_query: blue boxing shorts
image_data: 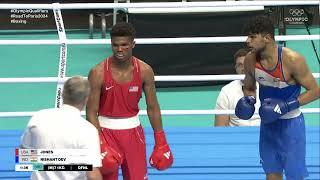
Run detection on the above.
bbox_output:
[259,114,309,180]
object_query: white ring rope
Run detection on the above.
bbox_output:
[0,74,319,117]
[0,1,318,9]
[0,108,319,118]
[0,35,319,45]
[127,6,265,14]
[0,73,319,83]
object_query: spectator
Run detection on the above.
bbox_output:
[215,48,261,126]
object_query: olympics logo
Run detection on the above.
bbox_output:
[289,9,304,16]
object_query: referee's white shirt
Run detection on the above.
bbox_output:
[21,104,102,180]
[215,80,261,126]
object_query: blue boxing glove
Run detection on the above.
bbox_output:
[235,96,256,120]
[259,98,299,124]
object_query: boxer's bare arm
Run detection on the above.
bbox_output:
[243,53,257,97]
[140,61,163,132]
[86,63,104,131]
[286,50,320,105]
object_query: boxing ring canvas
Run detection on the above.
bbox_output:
[0,127,319,179]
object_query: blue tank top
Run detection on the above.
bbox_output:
[255,46,301,118]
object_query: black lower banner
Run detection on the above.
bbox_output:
[42,164,93,171]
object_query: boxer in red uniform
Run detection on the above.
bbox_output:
[86,22,173,180]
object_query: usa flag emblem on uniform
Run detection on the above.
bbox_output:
[129,86,138,92]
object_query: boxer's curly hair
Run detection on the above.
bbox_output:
[243,15,275,40]
[111,22,136,40]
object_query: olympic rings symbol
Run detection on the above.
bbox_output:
[289,9,304,16]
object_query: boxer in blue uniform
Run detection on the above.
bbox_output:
[235,16,320,180]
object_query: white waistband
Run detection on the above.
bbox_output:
[279,108,301,119]
[98,115,140,130]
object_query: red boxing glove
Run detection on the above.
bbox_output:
[99,132,123,175]
[149,130,173,170]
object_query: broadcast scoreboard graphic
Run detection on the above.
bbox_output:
[15,149,93,171]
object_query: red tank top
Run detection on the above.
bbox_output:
[98,57,142,118]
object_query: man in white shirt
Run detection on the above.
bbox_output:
[21,76,102,180]
[215,48,261,126]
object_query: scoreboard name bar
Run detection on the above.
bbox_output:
[16,148,89,156]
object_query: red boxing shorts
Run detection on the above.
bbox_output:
[99,116,148,180]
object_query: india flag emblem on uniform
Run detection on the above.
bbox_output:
[129,86,138,92]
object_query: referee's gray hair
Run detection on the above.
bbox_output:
[62,76,90,106]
